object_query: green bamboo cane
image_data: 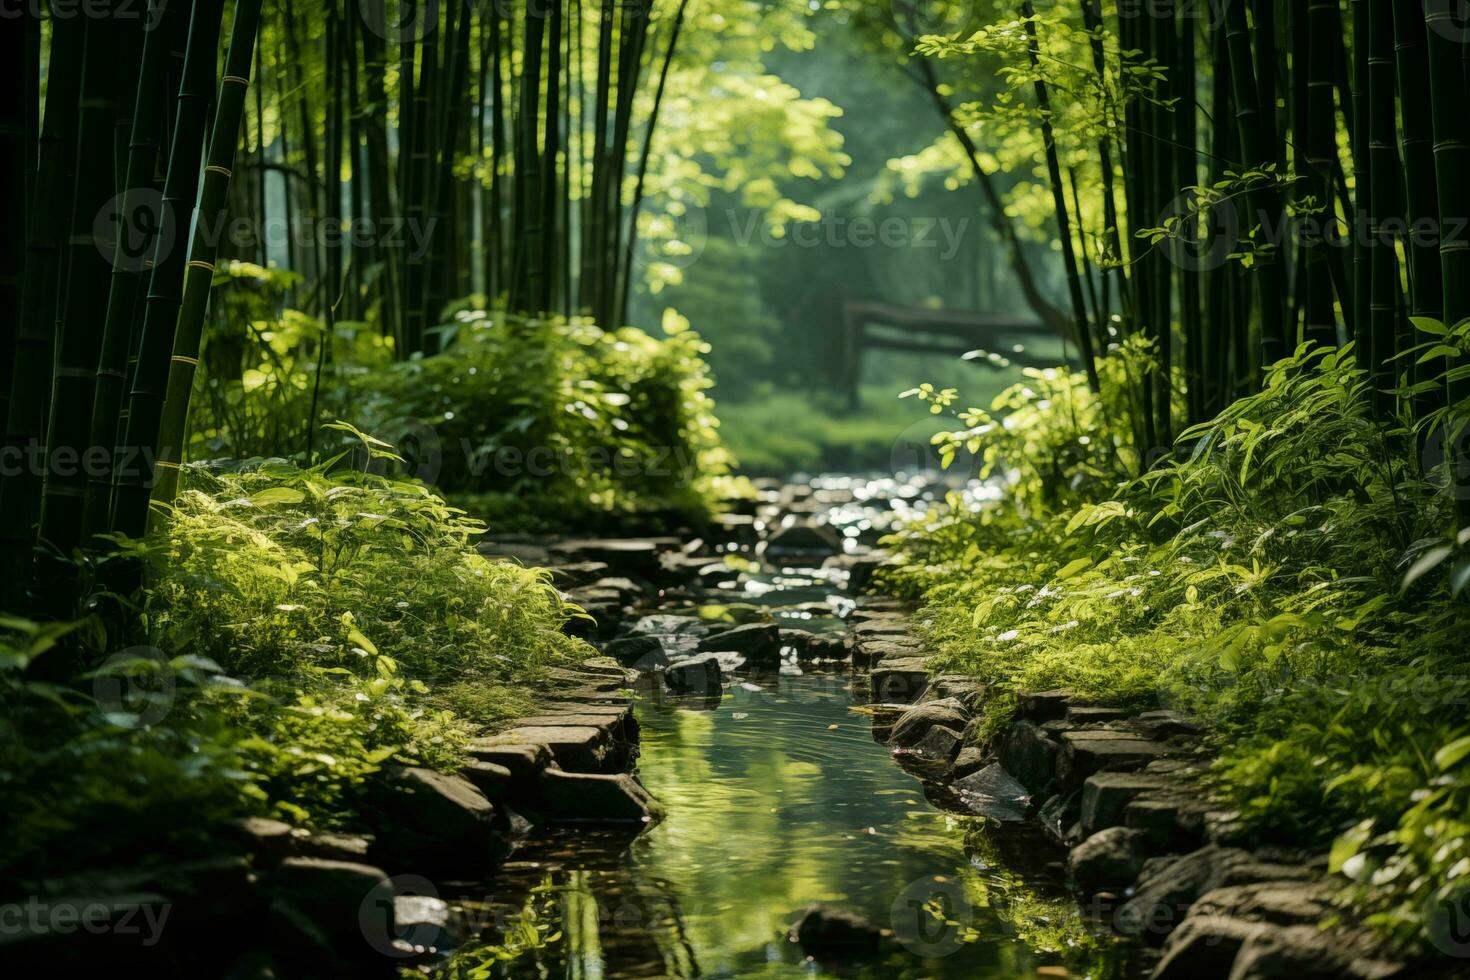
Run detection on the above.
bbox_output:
[0,8,84,608]
[1392,0,1445,425]
[1299,0,1342,348]
[150,0,265,510]
[40,11,134,554]
[618,0,691,328]
[1022,1,1099,395]
[0,13,26,442]
[1223,0,1289,367]
[1425,0,1470,451]
[81,0,183,542]
[112,0,227,539]
[1367,0,1405,414]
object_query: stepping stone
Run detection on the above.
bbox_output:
[536,770,662,825]
[1080,771,1175,836]
[664,652,723,696]
[481,725,611,773]
[696,622,780,666]
[361,767,507,873]
[870,658,929,703]
[998,719,1061,794]
[953,763,1032,822]
[1057,729,1169,790]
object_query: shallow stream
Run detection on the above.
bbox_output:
[451,476,1134,979]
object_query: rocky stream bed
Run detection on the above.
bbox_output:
[10,476,1460,979]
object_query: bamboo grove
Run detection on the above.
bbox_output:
[909,0,1470,478]
[0,0,693,614]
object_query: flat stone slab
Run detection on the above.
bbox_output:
[536,770,662,825]
[482,726,610,773]
[1080,771,1175,837]
[1057,729,1169,790]
[871,658,929,703]
[952,763,1032,822]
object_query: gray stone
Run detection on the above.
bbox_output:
[362,768,506,873]
[1067,826,1148,896]
[546,561,612,589]
[998,720,1060,794]
[1067,706,1130,725]
[664,652,724,696]
[893,725,963,774]
[888,698,970,748]
[459,760,513,803]
[765,521,843,555]
[482,725,612,773]
[1125,790,1213,851]
[551,538,676,578]
[953,746,988,779]
[787,904,884,958]
[925,675,985,712]
[1057,729,1169,790]
[393,894,461,956]
[1115,846,1253,942]
[1038,793,1082,847]
[852,636,924,669]
[536,770,663,825]
[1080,771,1174,837]
[603,635,667,670]
[871,658,929,703]
[1018,689,1073,721]
[466,740,552,788]
[952,764,1031,822]
[696,622,780,665]
[270,857,391,946]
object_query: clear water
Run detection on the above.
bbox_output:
[441,478,1135,978]
[448,672,1131,980]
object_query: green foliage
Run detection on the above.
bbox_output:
[884,343,1470,950]
[1,448,592,879]
[350,309,737,528]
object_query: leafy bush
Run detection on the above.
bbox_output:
[882,342,1470,950]
[348,308,738,530]
[2,444,594,880]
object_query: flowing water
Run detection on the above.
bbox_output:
[447,476,1135,979]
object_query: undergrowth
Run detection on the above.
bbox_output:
[0,434,590,882]
[880,336,1470,950]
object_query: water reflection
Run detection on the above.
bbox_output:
[447,675,1129,980]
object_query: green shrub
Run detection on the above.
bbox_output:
[882,343,1470,950]
[349,309,738,529]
